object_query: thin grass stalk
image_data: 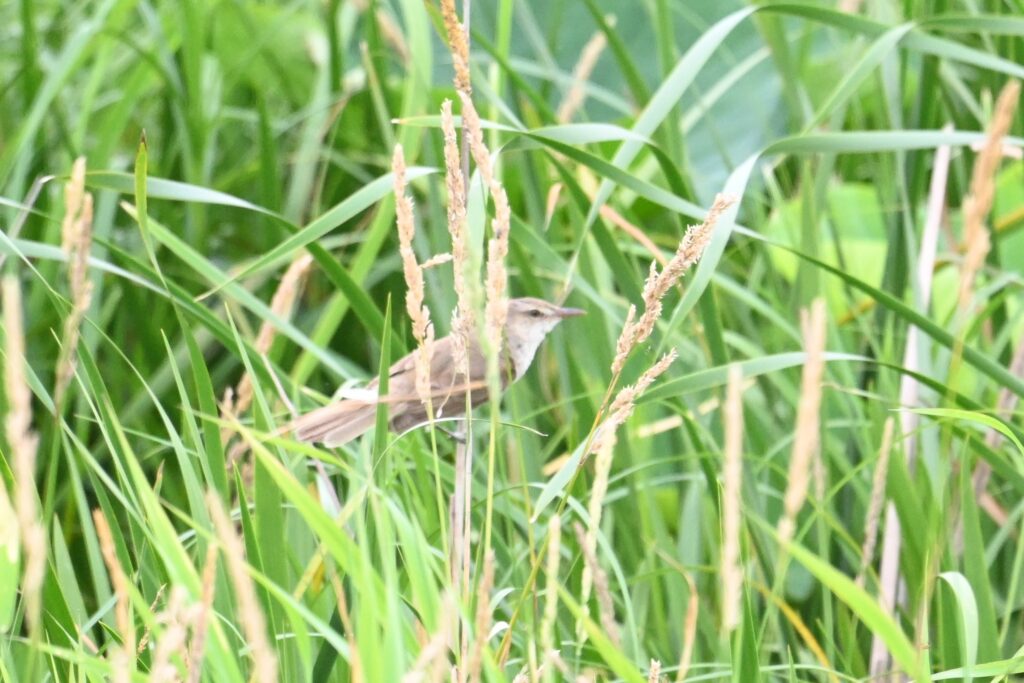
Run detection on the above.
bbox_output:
[572,521,619,647]
[965,85,1024,503]
[3,275,44,636]
[957,80,1020,309]
[222,252,314,465]
[856,418,895,588]
[187,541,218,683]
[55,156,93,409]
[207,493,278,683]
[721,366,743,633]
[465,549,494,681]
[452,58,511,590]
[777,298,826,548]
[540,514,561,683]
[556,29,608,123]
[871,128,952,678]
[577,433,615,643]
[440,4,481,653]
[674,571,699,683]
[442,97,474,599]
[93,509,136,663]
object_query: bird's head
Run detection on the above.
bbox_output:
[504,297,585,378]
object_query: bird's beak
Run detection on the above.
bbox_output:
[555,306,586,318]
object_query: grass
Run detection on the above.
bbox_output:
[3,0,1024,680]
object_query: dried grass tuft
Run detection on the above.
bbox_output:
[442,99,474,377]
[393,144,436,405]
[55,156,94,407]
[457,92,512,354]
[593,349,677,453]
[611,195,732,377]
[721,365,744,632]
[3,275,45,633]
[440,0,471,94]
[647,659,662,683]
[958,80,1020,308]
[207,493,278,683]
[777,298,827,546]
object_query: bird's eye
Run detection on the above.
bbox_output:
[529,309,542,318]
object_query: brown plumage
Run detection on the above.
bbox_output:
[293,298,584,446]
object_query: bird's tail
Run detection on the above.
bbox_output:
[292,400,379,447]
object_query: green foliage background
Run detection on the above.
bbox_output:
[2,0,1024,680]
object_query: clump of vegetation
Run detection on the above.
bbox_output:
[2,1,1023,681]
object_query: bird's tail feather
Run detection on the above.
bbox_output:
[293,400,379,447]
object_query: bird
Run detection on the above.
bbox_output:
[293,297,585,446]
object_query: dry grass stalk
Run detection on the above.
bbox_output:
[136,584,167,656]
[870,128,952,677]
[721,365,744,632]
[611,195,732,377]
[442,99,474,378]
[856,417,895,588]
[440,0,471,95]
[674,571,699,683]
[457,92,512,354]
[540,514,562,672]
[393,144,436,405]
[777,298,827,547]
[958,80,1020,309]
[93,509,136,655]
[600,205,669,267]
[647,659,662,683]
[188,541,219,683]
[149,586,193,683]
[236,253,313,415]
[556,29,608,123]
[3,275,45,633]
[465,549,495,682]
[56,156,94,407]
[221,252,314,453]
[402,592,455,683]
[207,493,278,683]
[594,349,677,453]
[572,521,620,648]
[837,0,862,13]
[579,433,615,638]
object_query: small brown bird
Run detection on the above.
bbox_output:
[293,297,585,446]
